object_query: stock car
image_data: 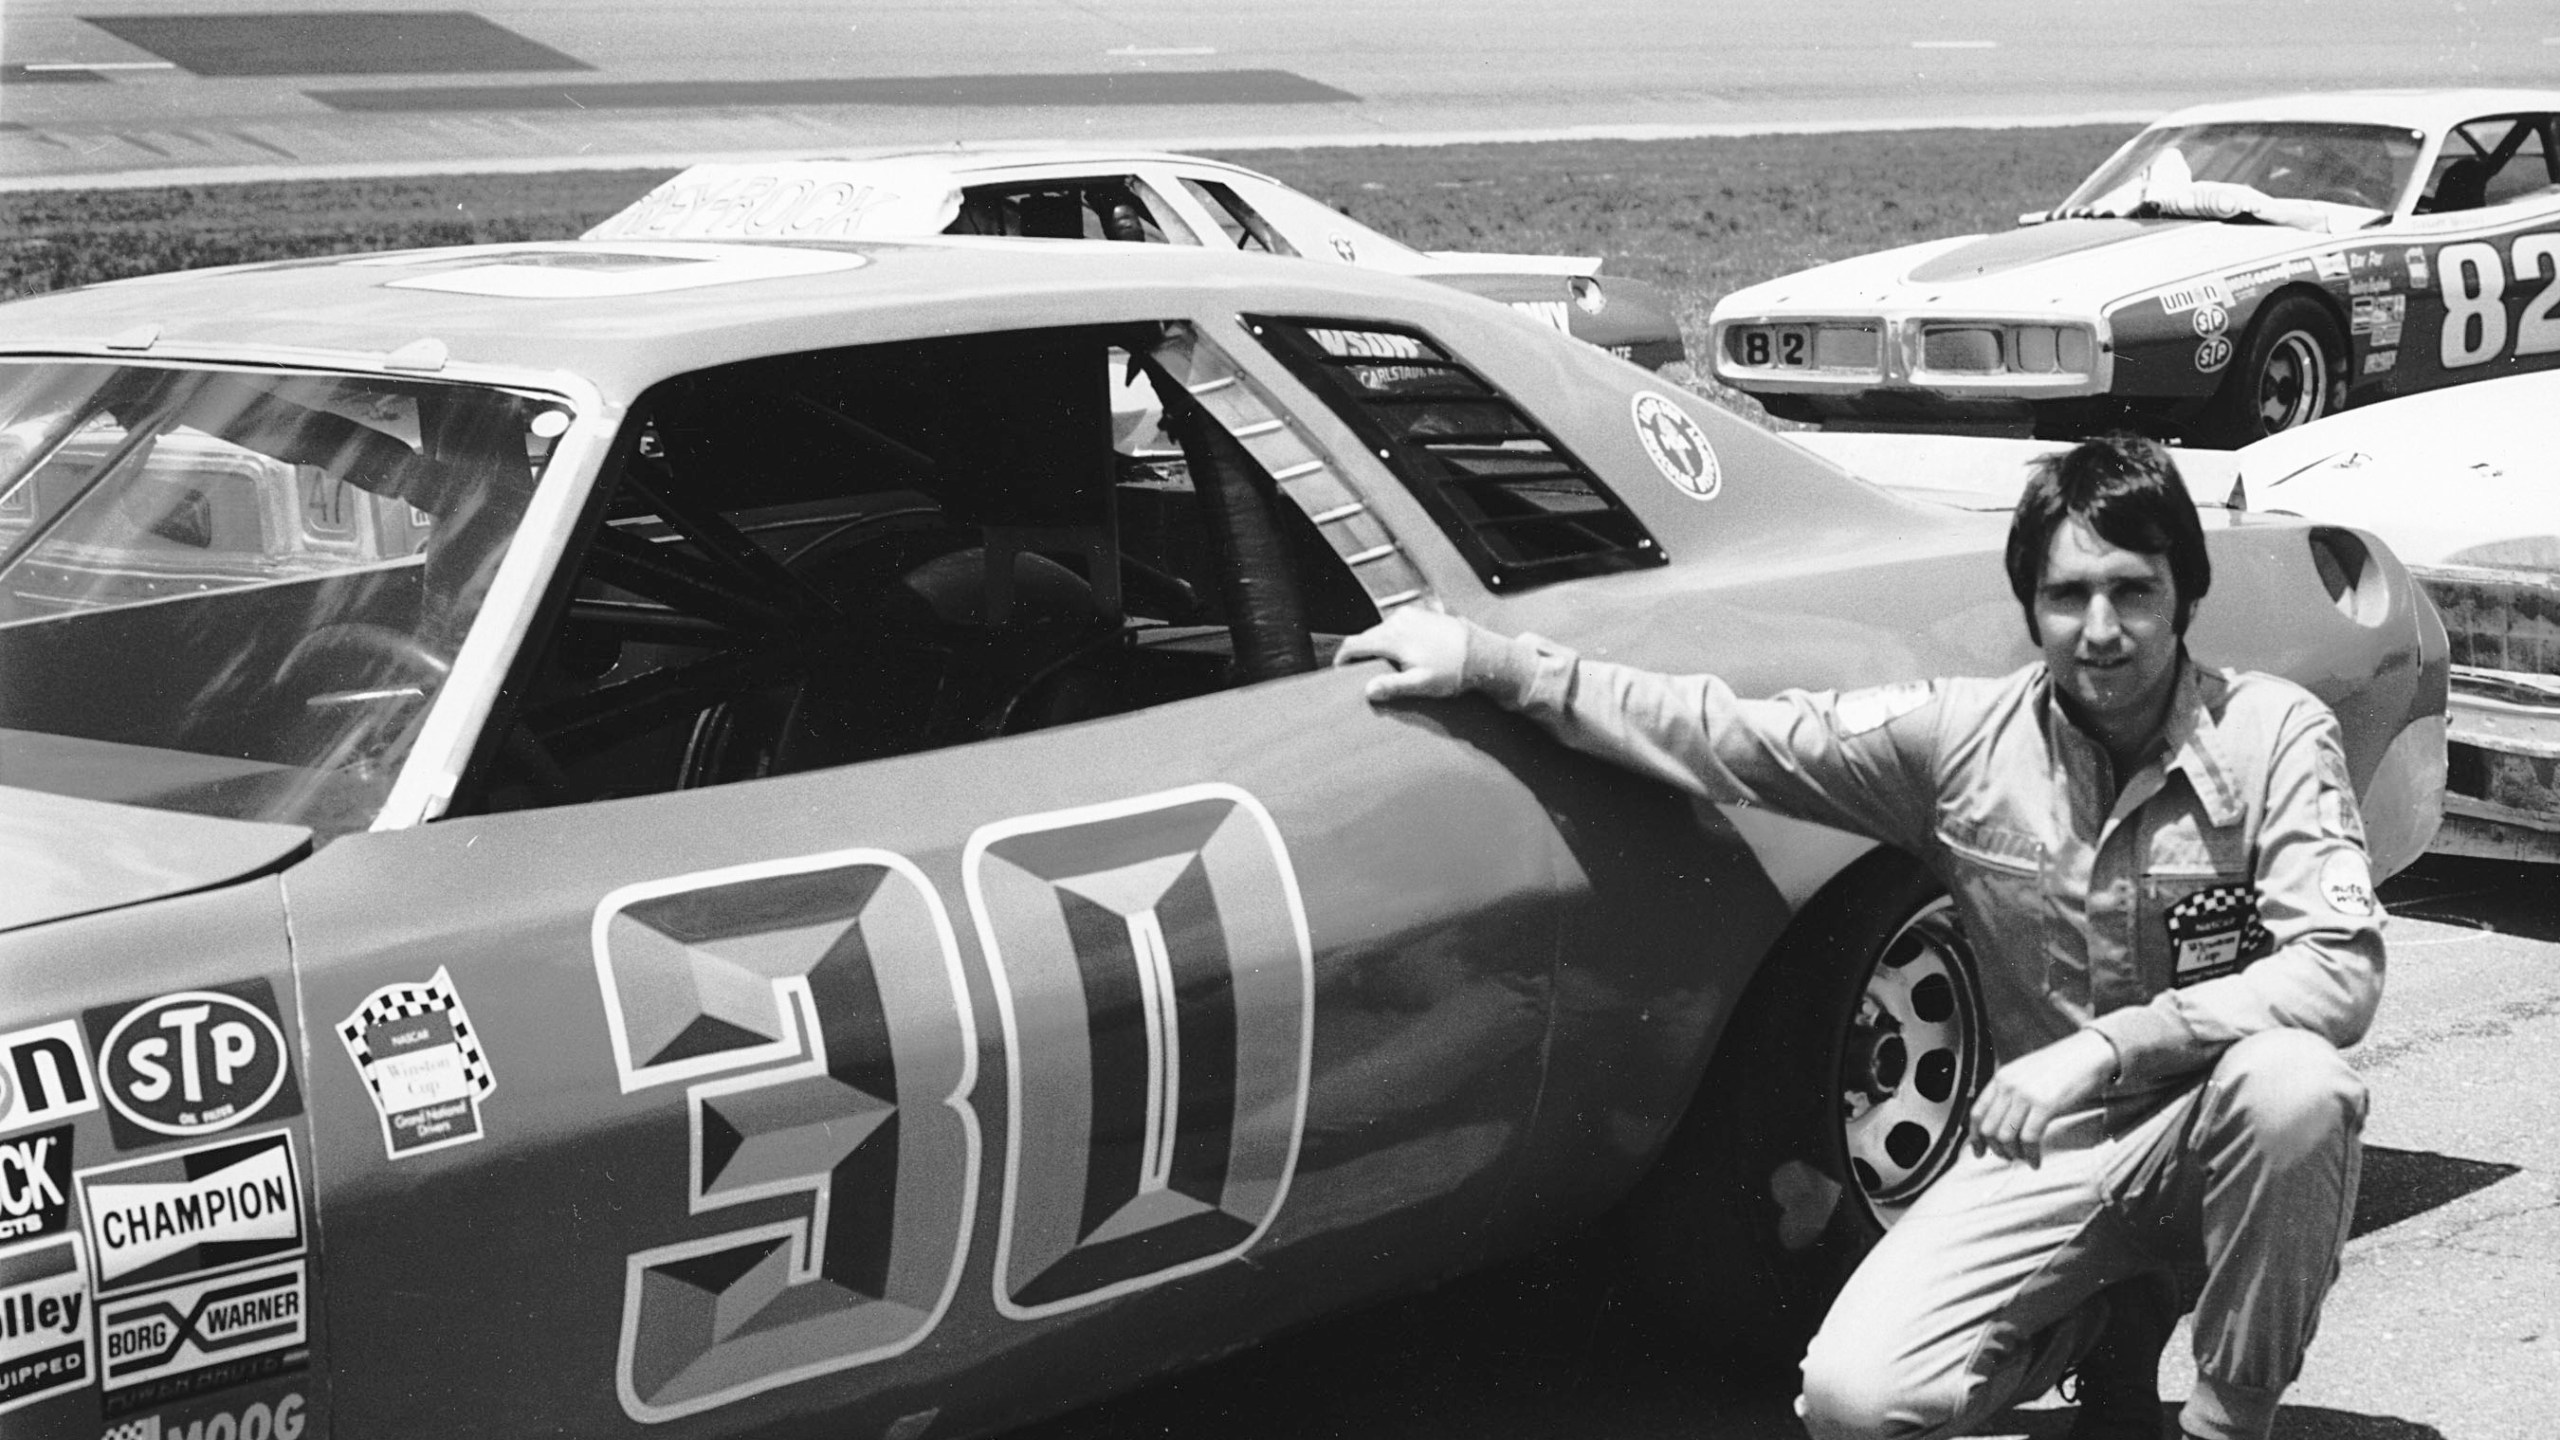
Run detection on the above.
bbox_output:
[0,235,2445,1440]
[1710,90,2560,445]
[580,151,1687,368]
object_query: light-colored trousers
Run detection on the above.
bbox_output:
[1797,1029,2367,1440]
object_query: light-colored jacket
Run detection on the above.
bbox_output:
[1467,628,2385,1093]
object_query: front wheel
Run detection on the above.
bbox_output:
[1620,849,1990,1380]
[2191,294,2346,447]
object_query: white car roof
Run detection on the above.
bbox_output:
[2143,89,2560,135]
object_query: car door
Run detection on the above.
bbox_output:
[275,311,1613,1440]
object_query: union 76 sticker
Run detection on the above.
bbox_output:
[1631,391,1719,500]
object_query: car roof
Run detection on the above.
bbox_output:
[2144,88,2560,134]
[651,149,1284,189]
[0,236,1452,401]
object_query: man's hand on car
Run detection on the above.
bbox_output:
[1335,608,1473,703]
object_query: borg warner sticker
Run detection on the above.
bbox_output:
[2163,884,2270,985]
[0,1238,92,1417]
[85,981,303,1151]
[336,968,495,1159]
[1630,391,1719,500]
[0,1019,100,1136]
[76,1131,307,1414]
[0,1124,74,1246]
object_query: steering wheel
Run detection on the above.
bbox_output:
[274,622,451,766]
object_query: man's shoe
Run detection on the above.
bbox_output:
[2060,1272,2181,1440]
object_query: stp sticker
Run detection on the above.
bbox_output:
[0,1125,73,1246]
[336,968,495,1160]
[0,1020,100,1136]
[2194,336,2233,374]
[2190,304,2229,336]
[86,982,302,1150]
[0,1238,92,1418]
[1630,391,1720,500]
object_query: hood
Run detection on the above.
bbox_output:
[0,787,311,934]
[1720,220,2314,314]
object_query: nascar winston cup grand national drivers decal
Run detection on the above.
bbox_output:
[336,967,495,1158]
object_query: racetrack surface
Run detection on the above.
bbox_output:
[3,0,2553,186]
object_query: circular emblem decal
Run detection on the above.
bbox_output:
[2194,336,2233,374]
[100,990,291,1138]
[1631,391,1720,500]
[2191,304,2229,336]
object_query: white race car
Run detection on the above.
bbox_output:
[584,151,1687,368]
[1712,90,2560,445]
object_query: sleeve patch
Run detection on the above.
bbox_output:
[1833,680,1933,737]
[2320,848,2378,917]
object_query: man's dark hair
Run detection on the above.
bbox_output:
[2005,433,2211,639]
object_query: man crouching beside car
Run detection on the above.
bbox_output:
[1337,434,2379,1440]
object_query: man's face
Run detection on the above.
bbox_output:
[2036,516,2181,742]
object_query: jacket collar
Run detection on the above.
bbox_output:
[2036,655,2244,826]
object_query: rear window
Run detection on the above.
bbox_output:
[1246,317,1664,591]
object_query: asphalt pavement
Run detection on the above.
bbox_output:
[4,0,2555,186]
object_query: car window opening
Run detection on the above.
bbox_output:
[456,321,1376,816]
[0,362,554,838]
[2417,114,2560,214]
[947,177,1196,244]
[1179,179,1301,257]
[1247,316,1665,592]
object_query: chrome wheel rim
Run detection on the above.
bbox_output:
[1839,898,1985,1225]
[2254,329,2330,434]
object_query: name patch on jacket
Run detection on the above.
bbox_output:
[2164,885,2271,985]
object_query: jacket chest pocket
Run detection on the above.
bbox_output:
[1934,815,2044,952]
[2139,820,2263,988]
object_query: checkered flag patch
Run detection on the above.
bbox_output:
[103,1418,160,1440]
[338,966,495,1101]
[2164,884,2272,959]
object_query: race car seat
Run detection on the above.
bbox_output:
[2427,157,2490,213]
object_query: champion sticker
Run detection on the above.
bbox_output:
[2163,884,2269,985]
[2321,849,2377,917]
[1833,680,1933,736]
[336,969,494,1160]
[1630,391,1719,500]
[2195,336,2233,374]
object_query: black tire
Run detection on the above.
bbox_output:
[1620,848,1990,1381]
[2192,294,2346,447]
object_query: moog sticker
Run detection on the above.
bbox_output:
[0,1238,91,1417]
[85,983,302,1151]
[337,968,495,1159]
[2163,884,2270,984]
[1630,391,1720,500]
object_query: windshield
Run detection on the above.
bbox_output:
[0,363,564,838]
[2055,121,2424,228]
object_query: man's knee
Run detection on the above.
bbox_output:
[1798,1346,1952,1440]
[2205,1030,2367,1157]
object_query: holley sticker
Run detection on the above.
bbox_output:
[0,1239,92,1417]
[336,968,495,1159]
